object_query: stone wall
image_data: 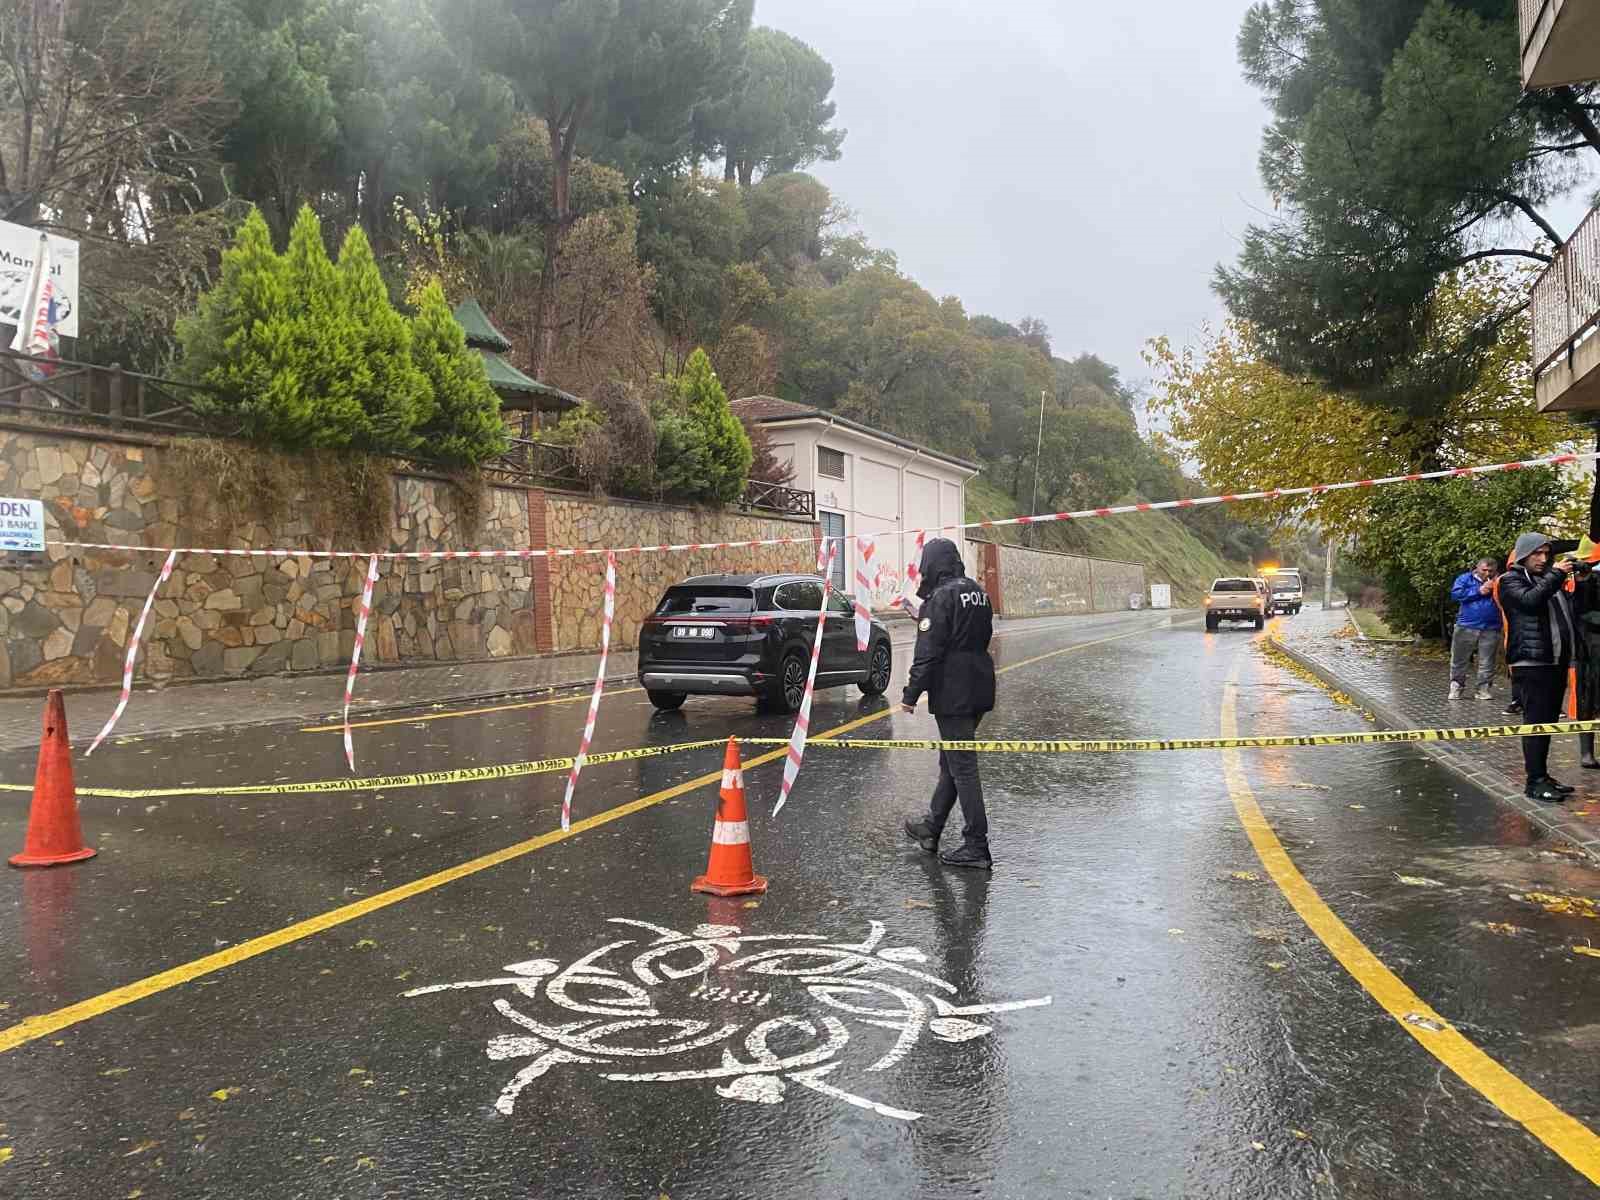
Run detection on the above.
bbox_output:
[966,538,1147,617]
[0,424,536,688]
[0,423,823,688]
[546,495,817,651]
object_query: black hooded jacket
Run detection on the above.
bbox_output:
[902,538,996,717]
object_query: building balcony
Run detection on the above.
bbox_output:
[1533,205,1600,411]
[1520,0,1600,90]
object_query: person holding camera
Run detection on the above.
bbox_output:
[1497,534,1579,803]
[1448,558,1501,700]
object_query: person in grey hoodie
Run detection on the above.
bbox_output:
[1496,533,1578,803]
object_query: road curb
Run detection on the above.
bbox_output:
[1268,632,1600,865]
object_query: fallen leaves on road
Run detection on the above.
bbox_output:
[1513,892,1600,919]
[1286,783,1333,792]
[1266,961,1288,971]
[0,1147,12,1165]
[1573,945,1600,959]
[1167,928,1185,937]
[122,1141,158,1157]
[1250,1141,1266,1152]
[354,1156,376,1171]
[100,1067,132,1077]
[1291,1129,1311,1141]
[1229,871,1262,882]
[904,899,935,910]
[208,1088,237,1102]
[1347,804,1366,811]
[1394,874,1444,888]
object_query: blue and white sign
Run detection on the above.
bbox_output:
[0,497,45,552]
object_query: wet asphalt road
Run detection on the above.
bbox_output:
[2,611,1599,1199]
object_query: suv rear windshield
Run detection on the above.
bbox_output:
[1212,579,1256,592]
[655,586,756,616]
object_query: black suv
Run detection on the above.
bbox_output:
[638,573,894,712]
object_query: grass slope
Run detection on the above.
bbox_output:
[965,476,1245,604]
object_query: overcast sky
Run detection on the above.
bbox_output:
[756,0,1277,390]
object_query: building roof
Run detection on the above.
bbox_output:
[450,297,579,412]
[452,298,513,352]
[731,396,980,473]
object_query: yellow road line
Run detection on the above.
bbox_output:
[0,619,1156,1056]
[1221,673,1600,1185]
[299,687,648,733]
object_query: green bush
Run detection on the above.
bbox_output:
[654,348,752,503]
[338,224,430,454]
[409,280,508,466]
[1352,469,1572,637]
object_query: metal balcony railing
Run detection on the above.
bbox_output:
[742,478,815,519]
[1532,205,1600,376]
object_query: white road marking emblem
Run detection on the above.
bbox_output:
[405,917,1051,1122]
[918,618,932,632]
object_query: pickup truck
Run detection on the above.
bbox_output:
[1204,577,1266,631]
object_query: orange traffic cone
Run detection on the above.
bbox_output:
[9,690,96,868]
[691,738,767,897]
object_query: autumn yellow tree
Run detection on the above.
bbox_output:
[1143,264,1580,540]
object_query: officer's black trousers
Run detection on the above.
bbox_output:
[1514,663,1569,782]
[927,713,988,848]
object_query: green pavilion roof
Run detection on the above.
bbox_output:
[451,297,580,412]
[452,298,513,353]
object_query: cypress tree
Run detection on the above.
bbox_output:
[677,348,752,504]
[410,281,508,466]
[282,205,370,448]
[338,225,429,455]
[177,207,313,443]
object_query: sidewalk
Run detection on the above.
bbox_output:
[1272,607,1600,859]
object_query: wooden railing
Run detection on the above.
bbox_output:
[1532,204,1600,375]
[742,478,815,518]
[479,437,581,487]
[0,348,214,434]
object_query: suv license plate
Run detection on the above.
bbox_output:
[671,626,716,640]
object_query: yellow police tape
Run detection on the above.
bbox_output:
[745,719,1600,755]
[0,739,728,800]
[2,722,1591,800]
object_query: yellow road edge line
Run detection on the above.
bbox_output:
[1220,672,1600,1185]
[0,621,1152,1056]
[298,687,649,733]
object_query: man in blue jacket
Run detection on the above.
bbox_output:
[1449,558,1501,700]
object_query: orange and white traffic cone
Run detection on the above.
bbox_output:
[691,738,767,897]
[10,689,96,868]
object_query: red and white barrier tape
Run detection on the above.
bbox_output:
[342,555,381,772]
[45,450,1596,564]
[889,530,926,617]
[85,549,177,756]
[560,551,617,832]
[774,541,837,817]
[851,534,879,651]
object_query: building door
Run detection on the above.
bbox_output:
[819,510,846,592]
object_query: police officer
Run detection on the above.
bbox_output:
[900,538,996,869]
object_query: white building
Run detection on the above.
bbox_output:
[733,396,980,604]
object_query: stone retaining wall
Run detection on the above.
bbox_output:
[0,424,818,687]
[546,495,817,651]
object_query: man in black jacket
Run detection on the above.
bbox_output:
[1497,532,1578,803]
[900,538,996,869]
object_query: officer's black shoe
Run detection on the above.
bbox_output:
[903,818,938,855]
[1544,776,1576,795]
[939,843,993,870]
[1504,700,1523,716]
[1526,778,1567,804]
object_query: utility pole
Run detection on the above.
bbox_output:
[1324,539,1336,610]
[1029,389,1046,548]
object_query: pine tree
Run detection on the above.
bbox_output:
[282,205,370,449]
[410,281,508,466]
[177,208,314,443]
[338,225,430,455]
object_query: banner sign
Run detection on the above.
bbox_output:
[0,220,79,339]
[0,497,44,552]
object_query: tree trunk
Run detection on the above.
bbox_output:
[723,150,737,182]
[532,100,583,379]
[738,159,755,188]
